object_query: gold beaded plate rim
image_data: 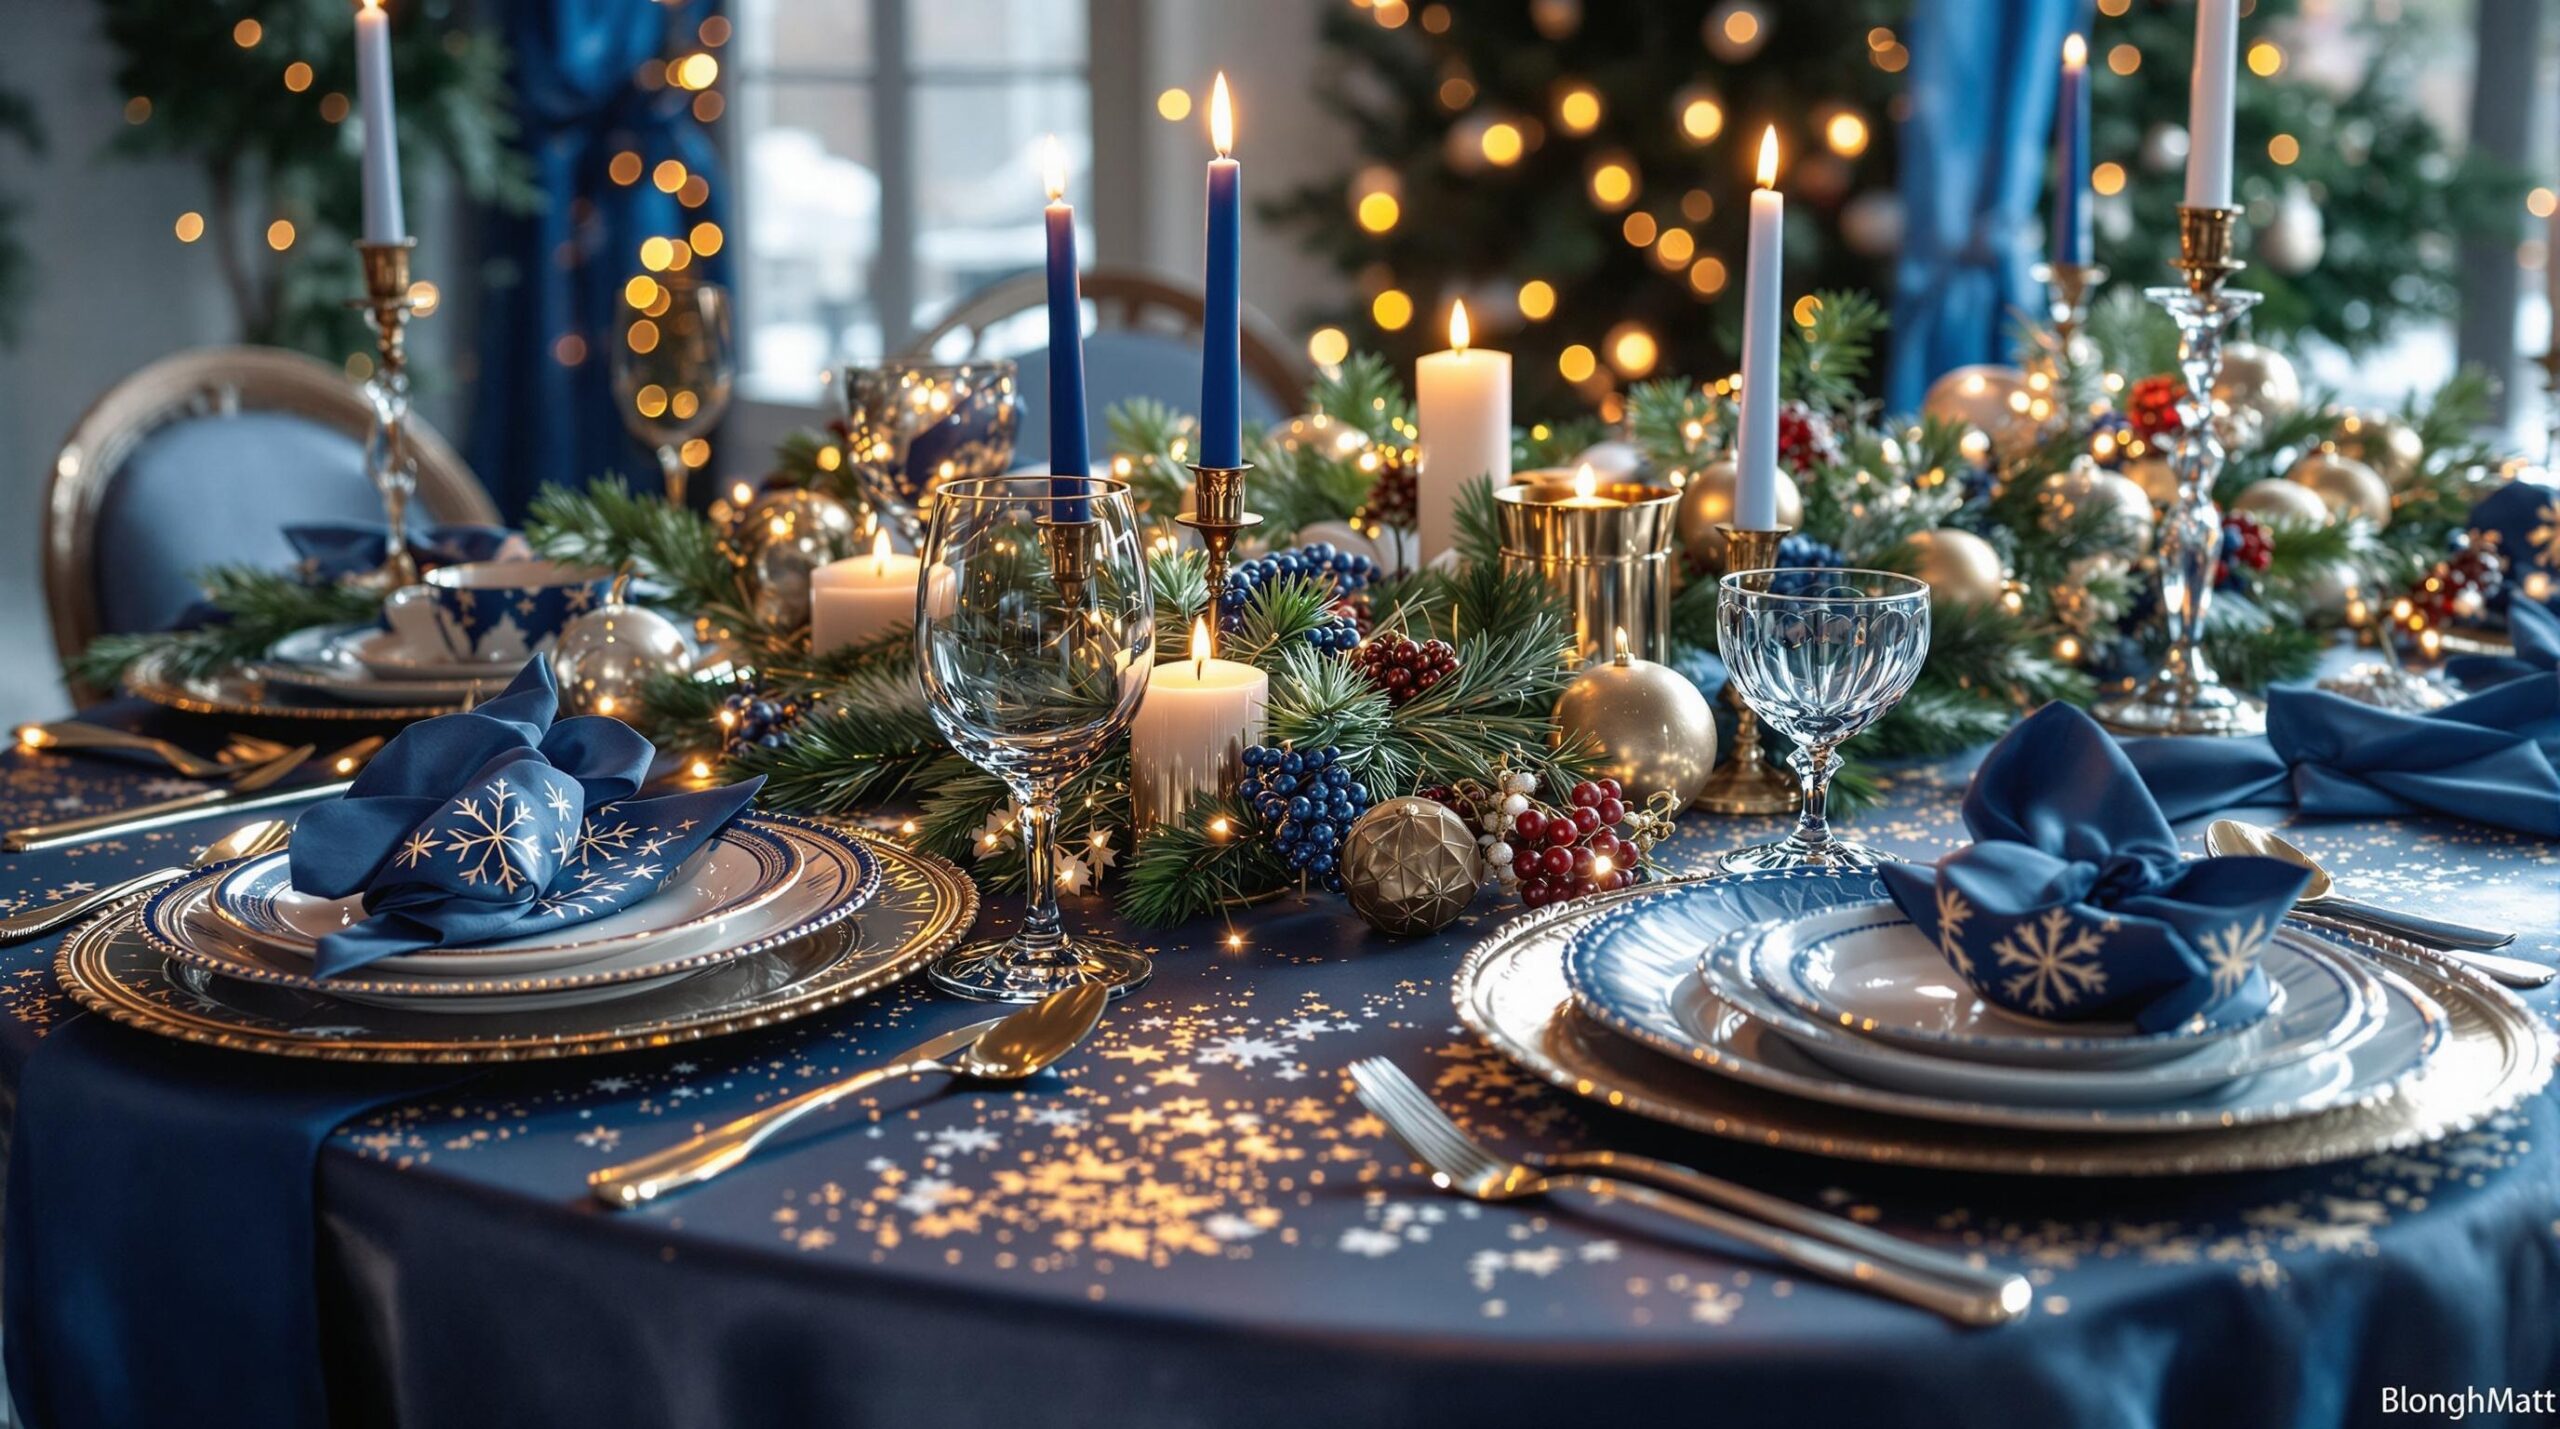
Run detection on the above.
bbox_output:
[1453,880,2554,1178]
[125,651,468,723]
[54,834,977,1065]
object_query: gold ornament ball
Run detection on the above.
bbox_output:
[2124,453,2181,507]
[2327,412,2423,489]
[2287,450,2391,529]
[547,595,695,722]
[1676,458,1803,569]
[1922,364,2040,456]
[2039,460,2154,549]
[2231,477,2331,528]
[1552,647,1718,807]
[2211,342,2303,425]
[1340,796,1483,937]
[1901,528,2003,606]
[2298,559,2362,620]
[744,489,860,630]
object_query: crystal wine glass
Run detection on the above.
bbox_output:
[612,275,735,507]
[1716,568,1932,872]
[916,475,1156,1001]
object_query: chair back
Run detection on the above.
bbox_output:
[43,346,496,693]
[906,268,1306,464]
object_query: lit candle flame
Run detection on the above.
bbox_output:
[2063,32,2086,68]
[1614,625,1629,660]
[1574,462,1598,502]
[1755,126,1779,188]
[1041,134,1067,204]
[1210,73,1234,157]
[1191,615,1213,677]
[870,527,892,576]
[1449,298,1471,354]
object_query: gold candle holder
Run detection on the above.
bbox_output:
[1177,462,1260,648]
[1692,523,1800,815]
[347,238,422,593]
[1492,477,1680,666]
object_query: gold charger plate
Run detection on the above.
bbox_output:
[1454,882,2554,1177]
[126,650,469,724]
[55,833,977,1064]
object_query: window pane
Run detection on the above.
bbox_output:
[733,0,873,77]
[908,0,1085,69]
[742,79,884,396]
[911,78,1091,331]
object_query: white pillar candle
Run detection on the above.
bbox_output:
[1129,617,1268,829]
[1415,300,1511,563]
[2184,0,2238,209]
[354,0,405,243]
[810,528,933,652]
[1734,128,1784,532]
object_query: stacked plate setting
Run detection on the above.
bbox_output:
[1449,868,2553,1176]
[137,813,883,1016]
[258,624,521,708]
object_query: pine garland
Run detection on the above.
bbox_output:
[70,565,379,689]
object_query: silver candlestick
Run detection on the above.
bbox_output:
[2095,206,2265,737]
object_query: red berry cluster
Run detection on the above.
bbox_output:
[1355,443,1418,533]
[1350,634,1458,706]
[2409,537,2505,627]
[2214,512,2273,588]
[1512,779,1641,908]
[1776,402,1841,475]
[2125,374,2185,443]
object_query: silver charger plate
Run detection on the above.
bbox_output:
[1455,878,2554,1176]
[56,826,978,1064]
[1568,879,2383,1111]
[262,626,495,705]
[125,650,466,723]
[1754,901,2270,1067]
[196,819,807,971]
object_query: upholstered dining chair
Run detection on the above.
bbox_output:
[43,345,498,700]
[905,267,1307,465]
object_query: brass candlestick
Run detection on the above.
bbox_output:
[2095,205,2265,737]
[1692,523,1799,815]
[1177,462,1260,647]
[347,238,422,593]
[2033,259,2108,367]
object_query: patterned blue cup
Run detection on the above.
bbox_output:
[383,560,614,662]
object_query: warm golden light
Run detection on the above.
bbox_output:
[1042,134,1067,203]
[15,725,49,750]
[1448,298,1471,353]
[1517,279,1556,320]
[1558,344,1597,382]
[1755,126,1779,188]
[1590,161,1635,208]
[870,527,892,576]
[2063,32,2086,68]
[1156,87,1192,122]
[1613,625,1629,659]
[1191,615,1213,675]
[2092,161,2127,196]
[1825,112,1869,158]
[1680,95,1724,144]
[173,211,204,243]
[1372,288,1414,330]
[1481,121,1524,166]
[1308,326,1351,366]
[1575,464,1599,502]
[1557,85,1602,134]
[1356,191,1400,232]
[1209,73,1234,157]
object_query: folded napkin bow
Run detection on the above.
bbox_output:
[2123,675,2560,838]
[288,661,761,976]
[1879,703,2313,1032]
[2443,598,2558,692]
[284,520,526,584]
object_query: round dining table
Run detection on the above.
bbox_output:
[0,703,2554,1429]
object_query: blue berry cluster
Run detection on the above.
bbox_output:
[1768,532,1849,596]
[718,687,798,757]
[2085,412,2134,470]
[1236,744,1372,892]
[1218,543,1379,636]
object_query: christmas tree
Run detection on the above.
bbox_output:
[1270,0,2515,421]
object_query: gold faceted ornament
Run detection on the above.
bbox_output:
[2231,476,2331,528]
[2326,411,2423,490]
[1921,363,2042,458]
[743,488,861,630]
[2124,453,2181,507]
[1676,458,1802,569]
[1552,642,1717,807]
[2210,342,2303,428]
[1901,528,2004,606]
[2287,450,2391,529]
[2038,458,2154,551]
[1340,796,1484,937]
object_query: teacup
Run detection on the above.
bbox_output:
[383,560,614,663]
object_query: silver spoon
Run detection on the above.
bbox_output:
[2205,819,2547,987]
[0,819,291,944]
[590,982,1110,1207]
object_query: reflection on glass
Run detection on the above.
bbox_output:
[917,475,1156,1001]
[612,276,735,507]
[1716,568,1932,872]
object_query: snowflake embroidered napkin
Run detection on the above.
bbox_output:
[287,660,761,976]
[1878,702,2313,1032]
[2443,598,2558,692]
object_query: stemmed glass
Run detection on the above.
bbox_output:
[917,475,1156,1001]
[1716,569,1932,872]
[612,275,735,507]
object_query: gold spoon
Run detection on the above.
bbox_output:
[2205,819,2547,987]
[0,819,291,944]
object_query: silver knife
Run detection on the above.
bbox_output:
[5,744,316,852]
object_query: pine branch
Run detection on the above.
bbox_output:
[1783,289,1886,413]
[1266,646,1404,791]
[1628,379,1723,475]
[524,478,752,631]
[721,664,947,814]
[70,566,378,687]
[629,669,732,754]
[1517,415,1609,470]
[1227,574,1343,668]
[1119,796,1294,928]
[1451,475,1502,568]
[1309,351,1414,438]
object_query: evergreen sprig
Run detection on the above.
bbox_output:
[70,565,379,689]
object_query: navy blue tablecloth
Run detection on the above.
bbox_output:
[1,702,2556,1428]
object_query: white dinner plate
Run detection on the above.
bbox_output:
[1748,902,2274,1068]
[341,626,533,682]
[263,625,498,702]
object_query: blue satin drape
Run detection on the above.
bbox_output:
[1887,0,2081,411]
[472,2,730,518]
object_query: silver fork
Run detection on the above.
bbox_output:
[1347,1058,2030,1327]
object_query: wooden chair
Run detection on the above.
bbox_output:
[904,268,1308,463]
[43,345,497,701]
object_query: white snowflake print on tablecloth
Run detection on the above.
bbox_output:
[2196,916,2269,999]
[1993,907,2108,1014]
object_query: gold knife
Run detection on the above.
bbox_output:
[3,742,332,852]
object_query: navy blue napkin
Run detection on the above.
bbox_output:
[284,520,522,584]
[2444,598,2558,691]
[2124,677,2560,838]
[1880,703,2312,1031]
[5,1015,461,1429]
[289,661,762,975]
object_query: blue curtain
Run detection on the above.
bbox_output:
[1887,0,2082,411]
[472,1,730,518]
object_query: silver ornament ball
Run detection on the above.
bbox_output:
[744,489,861,630]
[547,594,695,722]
